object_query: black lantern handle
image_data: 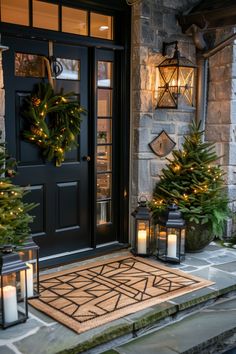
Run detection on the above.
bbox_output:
[138,195,148,207]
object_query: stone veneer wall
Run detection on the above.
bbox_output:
[130,0,199,212]
[206,28,236,235]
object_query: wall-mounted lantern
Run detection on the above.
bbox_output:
[156,41,196,109]
[156,204,186,263]
[18,237,39,299]
[131,197,153,256]
[0,246,28,329]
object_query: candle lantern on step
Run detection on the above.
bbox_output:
[156,204,185,263]
[131,196,153,256]
[18,236,39,298]
[0,245,28,329]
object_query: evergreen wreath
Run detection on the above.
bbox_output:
[22,82,85,166]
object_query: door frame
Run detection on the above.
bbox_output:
[0,0,131,267]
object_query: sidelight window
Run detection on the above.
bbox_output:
[96,61,113,225]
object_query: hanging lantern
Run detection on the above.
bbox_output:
[131,197,153,256]
[0,245,28,328]
[18,237,39,298]
[156,41,197,109]
[156,204,186,263]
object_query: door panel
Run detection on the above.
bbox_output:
[2,36,90,258]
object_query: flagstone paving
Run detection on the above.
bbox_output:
[1,243,236,354]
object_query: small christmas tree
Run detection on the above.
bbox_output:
[0,139,36,246]
[150,121,229,238]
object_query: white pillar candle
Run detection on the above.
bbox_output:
[137,230,147,254]
[167,234,177,258]
[3,285,18,323]
[20,263,34,298]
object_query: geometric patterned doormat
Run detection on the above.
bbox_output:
[29,256,214,334]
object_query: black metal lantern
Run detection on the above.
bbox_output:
[18,237,39,298]
[156,41,196,109]
[0,246,28,328]
[131,197,153,256]
[156,204,186,263]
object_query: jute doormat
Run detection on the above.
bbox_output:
[29,255,213,334]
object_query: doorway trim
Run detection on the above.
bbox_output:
[0,0,131,267]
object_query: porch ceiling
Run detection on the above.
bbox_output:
[178,0,236,32]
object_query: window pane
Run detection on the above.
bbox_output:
[62,7,88,36]
[1,0,29,26]
[97,89,112,117]
[56,59,80,81]
[97,119,112,144]
[15,53,45,78]
[97,200,111,225]
[97,173,111,199]
[33,0,58,31]
[97,146,111,172]
[98,62,112,87]
[90,13,113,40]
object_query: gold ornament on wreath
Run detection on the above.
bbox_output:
[22,82,86,166]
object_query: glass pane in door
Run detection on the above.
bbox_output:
[97,89,112,117]
[97,119,112,143]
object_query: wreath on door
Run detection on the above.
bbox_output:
[22,82,86,166]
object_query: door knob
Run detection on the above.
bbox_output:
[82,155,91,161]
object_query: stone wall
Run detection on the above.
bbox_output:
[206,28,236,235]
[130,0,199,211]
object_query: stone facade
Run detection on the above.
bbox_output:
[130,1,236,237]
[130,0,199,210]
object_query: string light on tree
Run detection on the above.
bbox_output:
[150,121,229,239]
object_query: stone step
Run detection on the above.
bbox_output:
[2,247,236,354]
[100,296,236,354]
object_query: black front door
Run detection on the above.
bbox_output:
[3,36,90,259]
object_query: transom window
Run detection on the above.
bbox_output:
[0,0,113,40]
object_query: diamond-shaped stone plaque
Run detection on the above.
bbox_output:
[149,130,176,157]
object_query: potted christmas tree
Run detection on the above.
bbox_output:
[150,121,230,252]
[0,138,36,248]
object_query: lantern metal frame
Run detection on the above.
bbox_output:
[0,246,28,329]
[156,204,186,263]
[156,41,197,109]
[18,236,40,298]
[131,196,153,257]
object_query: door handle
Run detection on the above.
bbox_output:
[82,155,91,162]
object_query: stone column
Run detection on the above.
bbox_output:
[130,0,198,213]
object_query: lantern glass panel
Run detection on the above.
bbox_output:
[18,249,39,298]
[136,220,150,255]
[167,228,180,260]
[16,271,28,322]
[157,224,167,257]
[0,271,27,327]
[181,228,186,256]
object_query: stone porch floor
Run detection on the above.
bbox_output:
[1,243,236,354]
